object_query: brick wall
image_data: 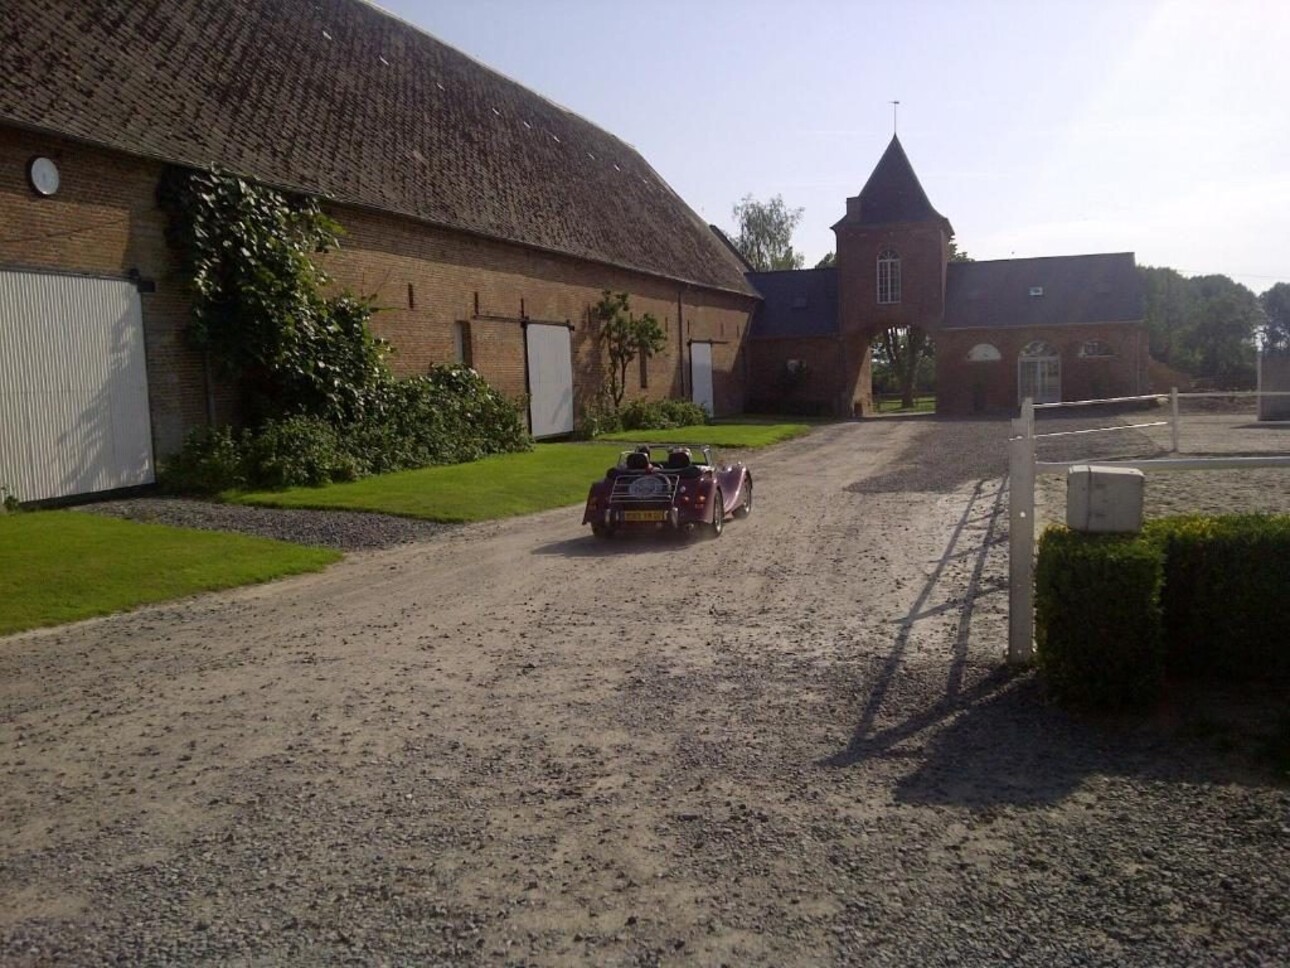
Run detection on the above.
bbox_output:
[934,324,1147,414]
[0,125,756,458]
[745,336,845,415]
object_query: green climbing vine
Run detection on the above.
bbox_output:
[159,166,387,424]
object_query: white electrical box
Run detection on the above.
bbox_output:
[1066,464,1145,533]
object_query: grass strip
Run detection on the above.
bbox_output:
[598,422,811,448]
[0,512,340,636]
[236,443,625,522]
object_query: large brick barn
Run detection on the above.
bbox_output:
[0,0,758,501]
[746,136,1147,416]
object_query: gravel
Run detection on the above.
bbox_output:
[4,417,1288,966]
[77,497,460,551]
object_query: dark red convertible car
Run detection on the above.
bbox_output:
[582,445,752,539]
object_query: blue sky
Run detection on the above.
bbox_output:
[377,0,1288,294]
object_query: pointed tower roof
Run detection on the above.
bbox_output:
[834,135,951,231]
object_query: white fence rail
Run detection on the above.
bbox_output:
[1007,396,1290,665]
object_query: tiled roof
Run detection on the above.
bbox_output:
[1,0,757,297]
[746,268,838,339]
[835,135,949,228]
[942,253,1143,330]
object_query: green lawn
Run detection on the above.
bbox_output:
[598,421,812,448]
[236,443,626,522]
[0,512,340,636]
[873,395,936,414]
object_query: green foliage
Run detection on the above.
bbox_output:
[576,391,624,439]
[160,426,248,494]
[731,194,804,271]
[815,252,836,269]
[1149,515,1290,682]
[872,326,935,406]
[159,166,388,424]
[593,291,668,408]
[161,365,530,492]
[355,364,531,472]
[1260,282,1290,352]
[1140,266,1261,385]
[617,398,709,431]
[1036,514,1290,711]
[243,415,365,489]
[1035,527,1165,711]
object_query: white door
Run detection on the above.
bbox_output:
[0,270,154,502]
[691,341,714,416]
[525,323,574,438]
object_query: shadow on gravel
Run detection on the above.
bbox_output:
[823,475,1010,769]
[532,534,715,558]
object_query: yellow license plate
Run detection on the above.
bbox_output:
[623,510,667,522]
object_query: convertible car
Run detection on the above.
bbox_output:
[582,445,752,539]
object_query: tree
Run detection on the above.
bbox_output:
[731,194,804,271]
[815,252,836,269]
[948,236,973,263]
[873,327,933,410]
[1140,266,1262,383]
[1261,282,1290,353]
[594,291,667,408]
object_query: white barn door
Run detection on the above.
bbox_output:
[525,323,574,438]
[691,341,714,416]
[0,270,154,502]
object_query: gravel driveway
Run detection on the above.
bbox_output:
[2,418,1287,966]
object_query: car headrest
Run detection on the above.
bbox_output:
[625,452,650,470]
[665,452,690,469]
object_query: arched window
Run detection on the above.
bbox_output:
[876,248,901,305]
[1019,340,1058,359]
[1078,339,1115,358]
[966,343,1002,362]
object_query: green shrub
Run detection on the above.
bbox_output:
[1149,514,1290,682]
[618,398,708,431]
[160,427,247,494]
[242,415,364,488]
[359,365,530,470]
[1035,526,1165,710]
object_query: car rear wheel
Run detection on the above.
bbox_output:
[709,488,724,538]
[733,478,753,518]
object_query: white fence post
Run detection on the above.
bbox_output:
[1170,387,1180,453]
[1008,398,1036,664]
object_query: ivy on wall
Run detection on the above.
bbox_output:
[158,167,387,424]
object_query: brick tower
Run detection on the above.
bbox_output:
[832,136,952,414]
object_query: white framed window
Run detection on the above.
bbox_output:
[877,248,901,305]
[966,343,1002,362]
[1078,339,1115,358]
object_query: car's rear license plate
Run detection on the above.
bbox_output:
[623,510,667,522]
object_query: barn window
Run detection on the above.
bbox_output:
[966,343,1002,362]
[453,321,472,366]
[877,248,901,305]
[1079,339,1115,358]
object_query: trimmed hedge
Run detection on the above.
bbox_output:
[161,364,531,492]
[1035,514,1290,710]
[1035,527,1165,710]
[1152,515,1290,682]
[577,397,709,438]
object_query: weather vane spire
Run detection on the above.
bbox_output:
[891,100,900,136]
